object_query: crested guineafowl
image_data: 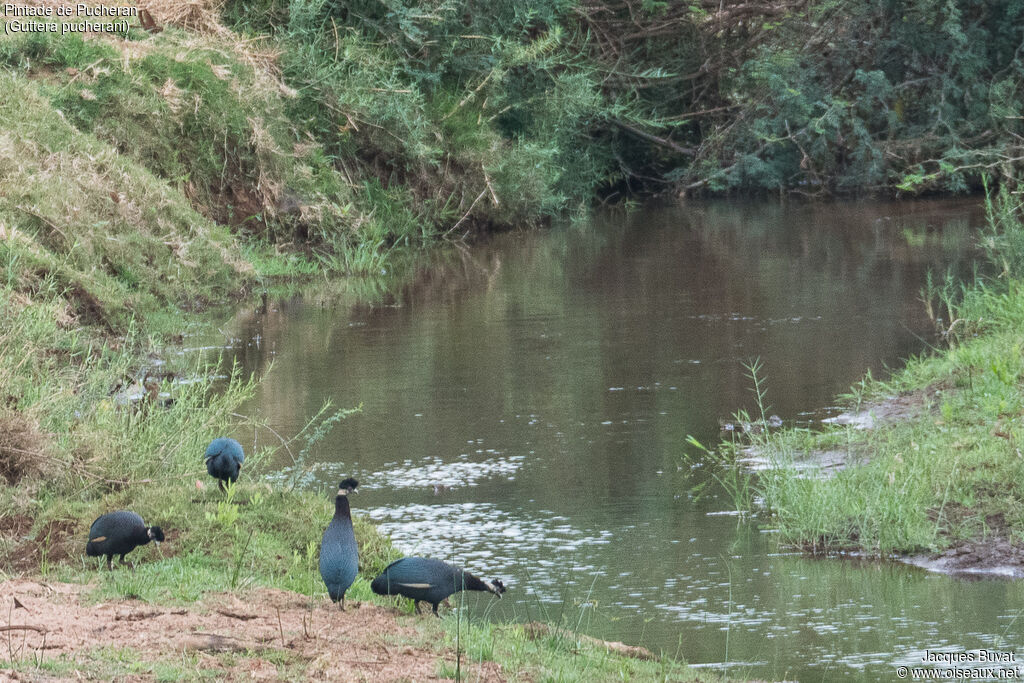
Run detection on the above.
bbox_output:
[371,557,506,616]
[204,437,244,491]
[320,478,360,609]
[85,510,164,570]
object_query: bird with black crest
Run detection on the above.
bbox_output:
[85,510,164,570]
[320,477,360,610]
[371,557,506,616]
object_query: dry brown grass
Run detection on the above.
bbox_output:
[18,0,286,79]
[0,581,508,681]
[0,410,50,485]
[144,0,226,33]
[9,0,316,236]
[20,0,221,32]
[140,0,286,82]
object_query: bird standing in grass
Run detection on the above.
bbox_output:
[85,510,164,570]
[204,437,244,491]
[320,478,360,610]
[371,557,506,616]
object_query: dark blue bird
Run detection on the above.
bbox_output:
[320,478,359,610]
[85,510,164,571]
[371,557,506,616]
[204,437,244,490]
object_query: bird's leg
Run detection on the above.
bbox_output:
[119,554,135,571]
[432,603,441,618]
[414,600,421,615]
[106,555,113,571]
[218,479,226,493]
[339,596,346,612]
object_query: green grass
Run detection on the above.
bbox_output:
[434,618,710,682]
[0,70,247,329]
[751,339,1024,553]
[756,297,1024,555]
[34,486,398,605]
[1,645,304,681]
[0,646,215,681]
[750,187,1024,556]
[0,341,397,596]
[243,242,322,279]
[0,24,356,246]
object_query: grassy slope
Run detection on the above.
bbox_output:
[752,192,1024,557]
[0,69,248,322]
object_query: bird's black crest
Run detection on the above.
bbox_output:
[492,578,507,595]
[149,526,165,542]
[339,477,359,492]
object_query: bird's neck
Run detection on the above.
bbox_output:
[462,571,490,593]
[334,495,351,519]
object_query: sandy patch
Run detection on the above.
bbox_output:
[0,580,505,681]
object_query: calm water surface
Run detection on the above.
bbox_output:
[213,199,1024,681]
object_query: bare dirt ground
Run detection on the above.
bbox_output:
[818,384,945,431]
[0,580,505,681]
[903,511,1024,579]
[903,537,1024,579]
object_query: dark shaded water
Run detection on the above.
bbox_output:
[212,199,1024,680]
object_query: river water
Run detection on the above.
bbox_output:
[212,199,1024,680]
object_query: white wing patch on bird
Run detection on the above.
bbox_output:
[90,536,107,542]
[396,582,433,589]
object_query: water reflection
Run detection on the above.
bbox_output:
[212,198,1023,681]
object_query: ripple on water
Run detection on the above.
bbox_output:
[365,502,612,601]
[367,453,525,490]
[267,453,526,491]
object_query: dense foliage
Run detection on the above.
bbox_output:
[1,0,1021,302]
[222,0,1024,202]
[216,0,1024,210]
[3,0,1020,276]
